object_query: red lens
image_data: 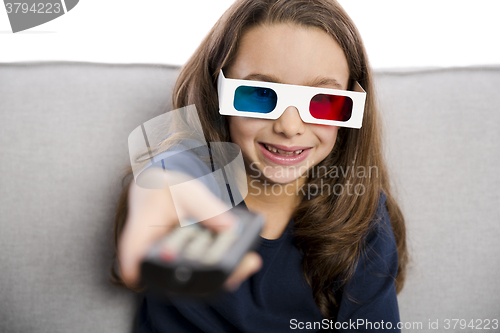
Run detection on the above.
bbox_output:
[309,94,353,122]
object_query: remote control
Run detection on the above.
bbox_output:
[140,208,264,297]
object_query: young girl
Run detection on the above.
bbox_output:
[111,0,408,331]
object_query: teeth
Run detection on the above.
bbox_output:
[265,144,276,153]
[264,144,304,155]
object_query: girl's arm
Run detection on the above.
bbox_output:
[118,167,262,292]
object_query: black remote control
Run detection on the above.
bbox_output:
[140,208,264,297]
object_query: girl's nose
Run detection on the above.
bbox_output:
[273,106,306,138]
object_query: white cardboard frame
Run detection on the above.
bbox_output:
[217,69,367,129]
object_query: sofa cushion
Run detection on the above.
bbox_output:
[0,62,499,332]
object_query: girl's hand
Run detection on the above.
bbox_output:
[118,167,262,292]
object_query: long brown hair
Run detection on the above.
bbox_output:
[111,0,407,320]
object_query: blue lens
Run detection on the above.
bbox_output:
[233,86,278,113]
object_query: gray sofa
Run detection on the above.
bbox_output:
[0,62,499,333]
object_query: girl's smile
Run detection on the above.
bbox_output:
[225,23,349,185]
[258,142,312,165]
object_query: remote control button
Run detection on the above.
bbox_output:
[159,249,177,262]
[203,229,239,265]
[175,266,192,283]
[183,229,214,261]
[160,225,201,259]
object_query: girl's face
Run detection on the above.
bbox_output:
[226,23,350,185]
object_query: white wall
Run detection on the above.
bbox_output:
[0,0,498,69]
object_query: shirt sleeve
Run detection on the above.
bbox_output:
[336,191,401,332]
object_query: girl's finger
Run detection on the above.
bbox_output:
[168,176,237,231]
[223,252,263,291]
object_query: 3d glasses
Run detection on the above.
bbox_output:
[217,69,367,128]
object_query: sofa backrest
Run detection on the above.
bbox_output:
[376,66,500,331]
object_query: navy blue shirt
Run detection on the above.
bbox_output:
[135,193,400,332]
[134,140,400,332]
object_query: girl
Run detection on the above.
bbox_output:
[111,0,408,331]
